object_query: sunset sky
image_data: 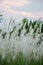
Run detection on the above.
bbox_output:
[0,0,43,21]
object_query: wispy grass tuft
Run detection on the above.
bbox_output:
[0,17,43,65]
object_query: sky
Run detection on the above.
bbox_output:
[0,0,43,22]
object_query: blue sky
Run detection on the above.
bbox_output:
[0,0,43,21]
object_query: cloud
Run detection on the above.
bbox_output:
[9,0,31,7]
[0,4,43,19]
[3,6,43,19]
[0,0,32,17]
[0,0,43,19]
[0,0,31,7]
[2,6,33,17]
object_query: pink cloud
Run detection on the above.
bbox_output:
[0,0,31,7]
[5,9,33,17]
[0,0,43,19]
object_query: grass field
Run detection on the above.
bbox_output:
[0,18,43,65]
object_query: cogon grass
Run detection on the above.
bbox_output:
[0,51,43,65]
[0,18,43,65]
